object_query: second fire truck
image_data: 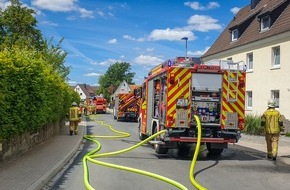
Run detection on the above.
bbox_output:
[138,57,246,155]
[113,90,141,122]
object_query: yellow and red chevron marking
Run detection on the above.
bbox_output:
[221,71,246,130]
[166,67,191,128]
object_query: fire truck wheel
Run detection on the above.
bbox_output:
[206,143,224,155]
[138,124,147,140]
[177,144,191,156]
[153,128,168,154]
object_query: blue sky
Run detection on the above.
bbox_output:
[1,0,249,86]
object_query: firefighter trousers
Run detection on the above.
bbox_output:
[69,121,79,135]
[265,133,279,158]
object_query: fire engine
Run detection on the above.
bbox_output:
[92,96,107,114]
[138,57,246,155]
[113,91,141,122]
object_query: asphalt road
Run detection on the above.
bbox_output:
[44,113,290,190]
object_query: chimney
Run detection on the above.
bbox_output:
[251,0,260,10]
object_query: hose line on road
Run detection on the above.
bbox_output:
[83,114,207,190]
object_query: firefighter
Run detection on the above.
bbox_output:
[68,102,82,135]
[261,99,284,161]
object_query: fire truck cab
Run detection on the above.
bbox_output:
[138,57,246,155]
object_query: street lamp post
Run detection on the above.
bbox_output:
[181,37,188,59]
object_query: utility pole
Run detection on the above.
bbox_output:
[181,37,188,59]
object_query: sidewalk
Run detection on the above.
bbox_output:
[0,116,289,190]
[237,133,290,164]
[0,121,86,190]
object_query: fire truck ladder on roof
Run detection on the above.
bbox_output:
[225,61,239,102]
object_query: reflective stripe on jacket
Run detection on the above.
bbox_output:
[261,108,282,134]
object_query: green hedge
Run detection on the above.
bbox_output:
[0,47,79,140]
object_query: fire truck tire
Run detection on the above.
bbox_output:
[177,144,191,156]
[153,128,168,154]
[206,143,224,155]
[138,123,147,140]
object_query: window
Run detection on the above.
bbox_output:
[231,29,239,41]
[272,46,280,67]
[246,91,252,109]
[246,53,253,71]
[261,16,270,31]
[271,90,279,108]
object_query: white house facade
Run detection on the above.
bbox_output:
[202,0,290,120]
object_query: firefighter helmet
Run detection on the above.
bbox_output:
[267,99,275,108]
[72,102,77,106]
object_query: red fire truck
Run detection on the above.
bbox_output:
[138,57,246,155]
[113,91,141,122]
[92,96,107,114]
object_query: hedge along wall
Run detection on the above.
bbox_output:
[0,47,78,141]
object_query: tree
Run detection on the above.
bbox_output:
[0,0,45,50]
[0,0,69,79]
[98,62,135,100]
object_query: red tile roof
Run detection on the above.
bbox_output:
[202,0,290,58]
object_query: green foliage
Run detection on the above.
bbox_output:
[0,0,75,141]
[0,0,45,50]
[0,47,77,140]
[243,114,265,135]
[98,62,135,100]
[0,0,69,79]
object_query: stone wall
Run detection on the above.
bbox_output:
[0,119,65,162]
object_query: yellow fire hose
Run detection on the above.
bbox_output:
[83,115,207,190]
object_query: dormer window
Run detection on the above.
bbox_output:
[261,15,270,31]
[231,29,239,41]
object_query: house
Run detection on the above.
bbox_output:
[73,84,98,102]
[202,0,290,120]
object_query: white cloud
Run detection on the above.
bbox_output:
[146,48,154,52]
[134,55,164,66]
[78,8,94,18]
[184,1,220,10]
[96,10,105,17]
[187,15,222,32]
[0,0,10,9]
[208,2,220,9]
[231,7,241,15]
[32,0,94,19]
[32,0,77,12]
[148,28,195,41]
[84,72,102,77]
[97,58,121,66]
[67,80,77,85]
[40,20,58,26]
[188,46,210,57]
[108,39,117,44]
[123,35,145,42]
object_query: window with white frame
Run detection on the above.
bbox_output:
[246,53,253,71]
[272,46,280,67]
[261,16,270,31]
[246,91,252,109]
[271,90,279,108]
[231,29,239,41]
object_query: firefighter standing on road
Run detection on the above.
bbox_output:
[261,99,284,161]
[68,102,82,135]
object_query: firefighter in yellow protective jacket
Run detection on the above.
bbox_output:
[261,99,284,161]
[68,102,82,135]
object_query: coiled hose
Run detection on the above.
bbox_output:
[83,115,207,190]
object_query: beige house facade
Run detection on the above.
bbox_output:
[202,0,290,120]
